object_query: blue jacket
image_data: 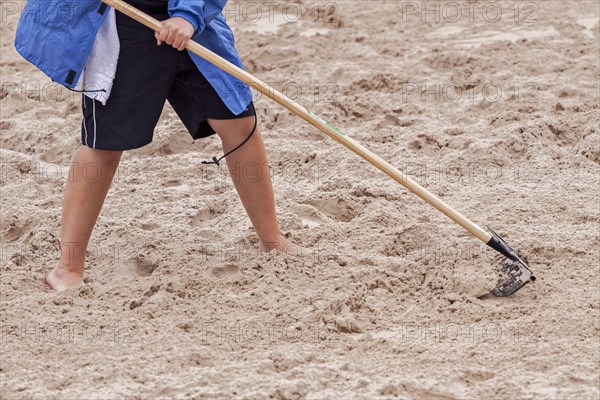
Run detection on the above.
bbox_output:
[14,0,252,115]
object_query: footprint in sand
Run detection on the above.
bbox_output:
[140,223,160,231]
[376,115,414,130]
[1,218,34,243]
[1,226,26,243]
[130,284,161,310]
[211,264,240,278]
[130,257,159,277]
[164,179,191,194]
[291,205,324,228]
[408,133,444,154]
[115,256,159,280]
[190,203,226,227]
[301,197,363,223]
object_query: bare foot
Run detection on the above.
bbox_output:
[45,266,84,291]
[260,236,311,256]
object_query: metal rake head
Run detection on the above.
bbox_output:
[487,228,536,297]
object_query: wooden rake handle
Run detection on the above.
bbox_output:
[100,0,493,244]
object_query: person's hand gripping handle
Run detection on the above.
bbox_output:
[155,17,195,51]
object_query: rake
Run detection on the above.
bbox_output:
[101,0,536,297]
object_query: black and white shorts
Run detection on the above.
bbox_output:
[81,0,255,151]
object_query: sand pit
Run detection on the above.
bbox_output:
[1,1,599,398]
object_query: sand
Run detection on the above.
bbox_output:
[1,1,599,399]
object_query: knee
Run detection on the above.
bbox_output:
[211,117,259,143]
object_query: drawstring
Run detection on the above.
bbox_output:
[51,77,107,94]
[203,103,258,167]
[69,88,107,93]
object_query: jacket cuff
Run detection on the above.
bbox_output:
[171,11,204,34]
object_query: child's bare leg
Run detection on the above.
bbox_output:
[46,146,122,291]
[209,117,305,255]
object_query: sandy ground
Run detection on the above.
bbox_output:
[1,0,599,399]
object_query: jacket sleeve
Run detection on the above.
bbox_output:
[168,0,228,34]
